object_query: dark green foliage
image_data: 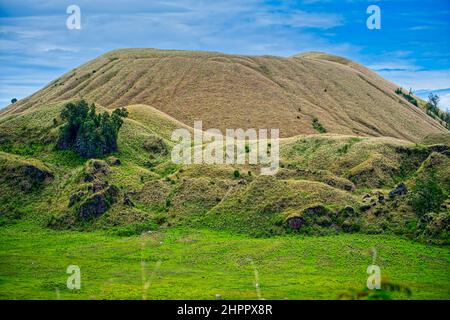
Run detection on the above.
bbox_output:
[312,117,327,133]
[56,100,128,158]
[410,171,446,216]
[395,88,418,106]
[233,170,241,179]
[10,98,17,104]
[395,89,450,128]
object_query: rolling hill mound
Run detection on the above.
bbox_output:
[1,49,446,142]
[0,97,448,244]
[0,49,449,300]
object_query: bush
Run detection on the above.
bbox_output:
[56,100,128,158]
[233,170,241,179]
[394,88,418,106]
[410,171,446,217]
[312,117,327,133]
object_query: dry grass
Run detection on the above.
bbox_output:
[1,48,446,142]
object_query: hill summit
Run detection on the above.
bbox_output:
[1,48,447,141]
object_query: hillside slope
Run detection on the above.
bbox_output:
[1,49,446,142]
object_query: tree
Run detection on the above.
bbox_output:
[57,100,128,158]
[11,98,17,104]
[427,93,440,109]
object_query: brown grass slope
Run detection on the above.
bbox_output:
[1,48,446,141]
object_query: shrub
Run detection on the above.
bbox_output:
[312,117,327,133]
[143,135,168,155]
[394,88,418,106]
[410,171,446,217]
[56,100,128,158]
[10,98,17,104]
[233,170,241,179]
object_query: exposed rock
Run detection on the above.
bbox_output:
[341,206,356,216]
[89,159,110,174]
[69,191,85,207]
[88,179,109,193]
[0,157,54,192]
[360,204,372,212]
[106,156,121,166]
[389,182,407,199]
[287,216,303,230]
[427,144,449,154]
[78,185,120,220]
[238,179,247,185]
[83,159,110,182]
[392,199,399,208]
[78,194,109,220]
[374,208,384,217]
[23,165,53,183]
[123,194,134,207]
[303,204,329,216]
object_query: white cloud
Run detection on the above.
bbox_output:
[439,92,450,111]
[377,69,450,91]
[416,88,450,111]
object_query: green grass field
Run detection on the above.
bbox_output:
[1,221,449,300]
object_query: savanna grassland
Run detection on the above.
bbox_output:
[0,50,449,300]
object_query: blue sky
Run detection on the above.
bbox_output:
[1,0,449,109]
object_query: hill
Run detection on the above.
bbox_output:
[1,49,447,142]
[0,101,448,242]
[0,89,449,299]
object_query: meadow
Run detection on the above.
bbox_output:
[1,221,448,300]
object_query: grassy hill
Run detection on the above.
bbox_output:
[0,49,449,299]
[1,101,448,239]
[1,49,446,142]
